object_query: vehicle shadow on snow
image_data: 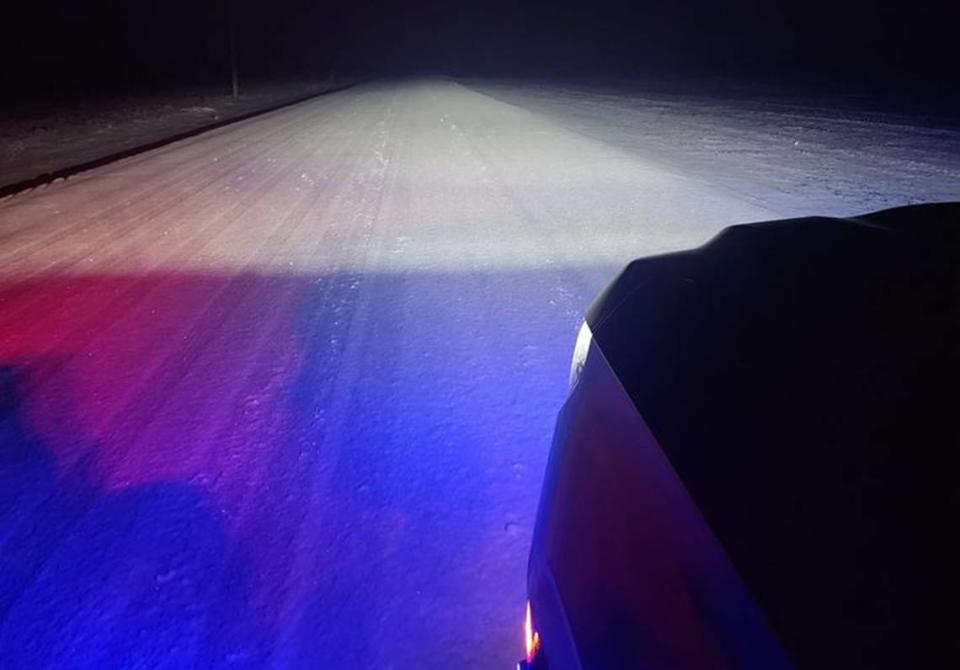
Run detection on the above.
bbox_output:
[0,364,271,667]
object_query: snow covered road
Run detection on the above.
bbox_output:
[474,79,960,216]
[0,78,956,668]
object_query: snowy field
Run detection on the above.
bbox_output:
[0,77,957,668]
[0,80,342,192]
[473,78,960,216]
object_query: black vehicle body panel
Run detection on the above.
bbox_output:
[528,203,960,669]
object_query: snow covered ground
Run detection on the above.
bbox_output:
[0,77,957,668]
[473,78,960,217]
[0,80,343,192]
[6,75,957,236]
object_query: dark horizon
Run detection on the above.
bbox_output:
[3,0,959,98]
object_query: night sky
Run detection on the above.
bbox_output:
[3,0,959,95]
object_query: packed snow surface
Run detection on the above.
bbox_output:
[0,80,341,192]
[0,78,957,668]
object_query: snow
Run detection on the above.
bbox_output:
[0,80,344,193]
[471,78,960,217]
[0,77,957,668]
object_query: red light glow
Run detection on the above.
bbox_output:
[524,601,541,662]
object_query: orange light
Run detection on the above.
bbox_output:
[524,601,541,662]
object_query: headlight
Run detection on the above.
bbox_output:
[568,321,593,390]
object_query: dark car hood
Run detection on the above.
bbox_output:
[584,202,960,668]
